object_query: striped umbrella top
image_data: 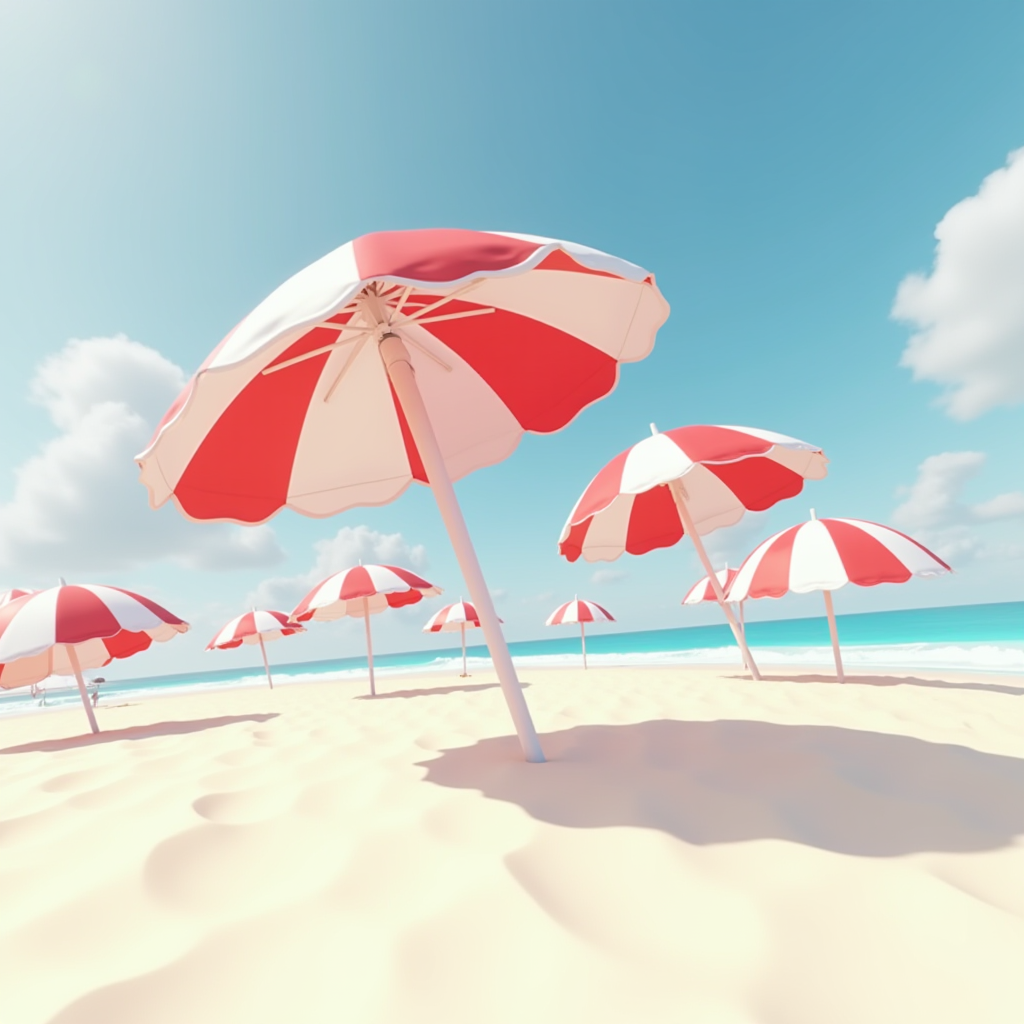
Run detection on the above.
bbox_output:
[0,583,189,690]
[291,563,441,622]
[559,425,827,563]
[0,589,35,608]
[136,228,669,526]
[546,598,615,627]
[682,568,741,605]
[423,600,492,633]
[728,517,952,601]
[207,609,306,650]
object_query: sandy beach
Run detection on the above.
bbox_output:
[2,663,1023,1024]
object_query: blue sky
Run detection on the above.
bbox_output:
[1,1,1022,675]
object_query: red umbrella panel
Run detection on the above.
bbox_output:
[137,228,669,762]
[545,598,615,670]
[559,424,828,680]
[207,609,306,689]
[423,599,499,677]
[0,583,189,733]
[291,564,441,697]
[728,513,952,681]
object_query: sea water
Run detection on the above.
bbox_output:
[3,601,1020,717]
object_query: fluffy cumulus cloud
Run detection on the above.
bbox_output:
[891,451,1024,561]
[0,336,285,579]
[247,526,427,612]
[893,148,1024,419]
[591,568,628,586]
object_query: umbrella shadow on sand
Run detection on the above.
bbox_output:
[420,719,1024,857]
[726,672,1024,698]
[0,714,279,755]
[356,682,504,701]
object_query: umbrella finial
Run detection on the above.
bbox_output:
[58,577,66,587]
[650,422,659,435]
[810,508,817,520]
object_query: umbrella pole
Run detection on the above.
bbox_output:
[363,597,376,697]
[737,600,750,672]
[380,332,544,762]
[668,479,762,680]
[65,645,100,734]
[257,633,274,689]
[580,621,588,670]
[822,590,845,683]
[461,622,468,677]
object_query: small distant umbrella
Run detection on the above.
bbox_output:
[559,424,828,680]
[423,599,500,677]
[0,581,189,733]
[728,511,951,681]
[291,564,441,696]
[545,597,615,669]
[682,566,750,670]
[207,609,306,689]
[0,589,36,608]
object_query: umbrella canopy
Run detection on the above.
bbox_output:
[0,583,189,732]
[546,598,614,670]
[291,564,440,622]
[291,564,440,697]
[136,229,667,762]
[729,512,951,680]
[681,568,740,605]
[207,608,305,690]
[423,600,496,678]
[207,608,306,648]
[558,424,828,680]
[0,589,35,608]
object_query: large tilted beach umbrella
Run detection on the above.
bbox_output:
[137,228,668,761]
[291,563,441,697]
[423,599,496,678]
[207,609,305,689]
[0,582,189,733]
[728,512,951,681]
[559,424,828,680]
[545,597,615,670]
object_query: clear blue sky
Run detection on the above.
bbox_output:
[1,1,1022,675]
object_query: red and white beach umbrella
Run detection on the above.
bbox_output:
[423,599,498,677]
[0,589,35,608]
[137,229,668,762]
[559,424,828,679]
[0,582,189,733]
[291,563,441,697]
[681,567,751,671]
[729,511,951,681]
[207,609,305,689]
[545,597,615,670]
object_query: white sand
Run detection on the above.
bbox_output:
[2,663,1024,1024]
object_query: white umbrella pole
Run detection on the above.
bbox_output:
[460,622,468,677]
[380,332,544,762]
[580,621,588,670]
[257,633,274,689]
[736,600,750,672]
[363,597,376,697]
[65,645,100,734]
[822,590,845,683]
[668,479,762,680]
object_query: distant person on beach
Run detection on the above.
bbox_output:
[90,683,101,707]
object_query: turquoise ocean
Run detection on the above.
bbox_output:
[3,600,1021,717]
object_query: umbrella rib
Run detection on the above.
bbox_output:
[393,307,496,329]
[261,332,367,375]
[405,335,452,372]
[388,279,483,325]
[388,285,413,319]
[323,335,369,400]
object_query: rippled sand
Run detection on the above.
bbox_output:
[2,664,1023,1024]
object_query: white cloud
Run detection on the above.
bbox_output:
[891,451,1024,561]
[247,525,427,612]
[702,510,771,568]
[0,336,285,579]
[893,148,1024,419]
[591,568,628,585]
